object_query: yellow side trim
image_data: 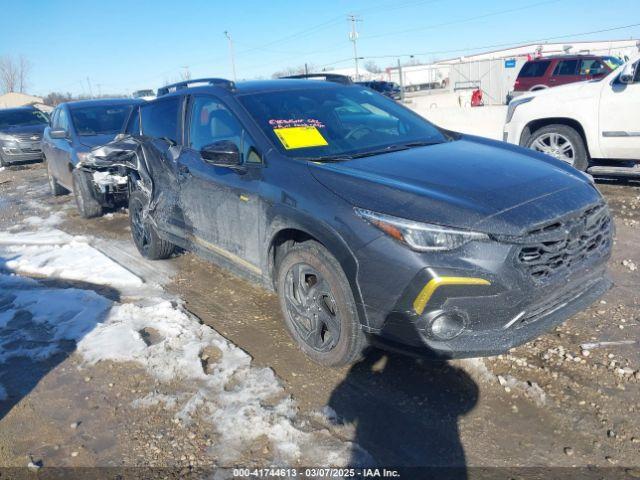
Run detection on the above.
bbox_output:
[413,277,491,315]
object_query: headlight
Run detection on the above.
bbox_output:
[0,132,17,143]
[506,97,534,123]
[355,208,489,251]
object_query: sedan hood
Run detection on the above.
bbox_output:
[1,124,46,136]
[78,133,117,149]
[308,136,603,236]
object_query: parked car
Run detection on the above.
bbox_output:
[42,98,143,217]
[0,106,49,167]
[504,55,640,174]
[132,89,156,101]
[356,80,402,100]
[91,77,612,367]
[511,55,624,98]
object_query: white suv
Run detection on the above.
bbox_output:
[504,55,640,173]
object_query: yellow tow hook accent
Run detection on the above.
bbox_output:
[413,276,491,315]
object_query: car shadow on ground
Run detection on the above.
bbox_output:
[0,271,118,422]
[327,345,478,477]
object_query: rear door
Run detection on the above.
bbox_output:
[599,61,640,159]
[177,94,265,274]
[549,59,580,87]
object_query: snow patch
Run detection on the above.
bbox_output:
[0,228,142,288]
[497,374,547,407]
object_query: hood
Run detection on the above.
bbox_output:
[308,136,603,236]
[78,133,117,149]
[1,124,47,136]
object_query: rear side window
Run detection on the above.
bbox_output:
[518,61,551,78]
[553,60,579,76]
[141,97,180,143]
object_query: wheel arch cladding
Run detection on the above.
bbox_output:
[266,215,370,329]
[522,117,590,158]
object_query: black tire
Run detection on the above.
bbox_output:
[525,124,589,171]
[128,190,175,260]
[72,169,103,218]
[46,159,67,196]
[276,240,367,367]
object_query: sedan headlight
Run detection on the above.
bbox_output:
[0,132,17,143]
[355,208,489,251]
[506,96,534,123]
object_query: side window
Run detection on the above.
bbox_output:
[553,60,579,76]
[140,97,180,143]
[188,96,260,163]
[518,61,550,78]
[50,109,59,128]
[580,59,605,76]
[634,61,640,83]
[58,108,71,132]
[125,108,140,136]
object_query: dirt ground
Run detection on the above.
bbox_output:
[0,162,639,477]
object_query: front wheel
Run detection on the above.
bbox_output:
[128,190,175,260]
[276,240,367,367]
[525,124,589,171]
[72,169,103,218]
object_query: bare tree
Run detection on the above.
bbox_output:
[0,55,31,93]
[0,55,18,93]
[364,61,382,74]
[18,55,30,93]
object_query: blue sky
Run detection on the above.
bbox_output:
[2,0,639,96]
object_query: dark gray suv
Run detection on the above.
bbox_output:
[79,78,612,367]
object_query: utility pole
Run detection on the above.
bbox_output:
[397,59,405,102]
[86,77,93,99]
[348,14,362,81]
[96,83,102,97]
[224,31,237,81]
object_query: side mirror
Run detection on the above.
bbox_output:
[200,140,242,167]
[619,62,637,84]
[49,128,68,139]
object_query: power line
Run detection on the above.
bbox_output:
[359,0,561,41]
[357,22,640,60]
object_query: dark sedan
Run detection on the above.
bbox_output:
[0,106,49,167]
[42,98,142,206]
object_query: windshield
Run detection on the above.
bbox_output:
[239,85,448,159]
[69,105,132,136]
[602,56,624,71]
[0,109,49,129]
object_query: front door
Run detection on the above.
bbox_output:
[177,95,265,275]
[599,61,640,160]
[48,107,74,188]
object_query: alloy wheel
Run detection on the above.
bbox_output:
[283,263,341,352]
[530,132,575,165]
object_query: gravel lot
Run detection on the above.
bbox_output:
[0,161,639,477]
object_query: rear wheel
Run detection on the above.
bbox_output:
[128,190,175,260]
[72,169,103,218]
[276,240,367,367]
[525,124,589,171]
[46,159,67,196]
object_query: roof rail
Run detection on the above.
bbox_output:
[157,78,235,96]
[279,73,353,85]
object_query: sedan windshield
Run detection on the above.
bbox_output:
[239,85,448,160]
[69,105,132,136]
[0,109,49,129]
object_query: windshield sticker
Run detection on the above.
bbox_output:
[269,118,325,129]
[273,126,328,150]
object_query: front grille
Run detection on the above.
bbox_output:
[516,203,612,283]
[13,133,42,142]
